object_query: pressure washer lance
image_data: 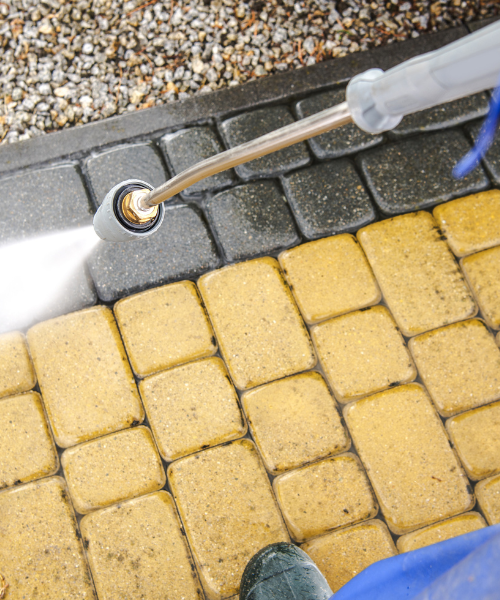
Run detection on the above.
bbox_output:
[94,20,500,243]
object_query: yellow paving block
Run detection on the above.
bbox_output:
[409,319,500,417]
[81,492,203,600]
[0,331,36,398]
[273,454,378,542]
[358,212,477,337]
[242,372,350,474]
[344,384,473,535]
[0,392,58,489]
[27,306,143,448]
[0,476,96,600]
[301,520,397,592]
[447,401,500,481]
[115,281,217,378]
[168,439,289,600]
[62,426,165,514]
[312,306,416,402]
[433,190,500,257]
[397,512,486,553]
[139,357,246,461]
[198,257,316,390]
[476,474,500,525]
[278,235,380,324]
[461,246,500,330]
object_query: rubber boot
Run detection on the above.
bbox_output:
[240,542,332,600]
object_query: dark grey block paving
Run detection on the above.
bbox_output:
[219,106,310,180]
[358,130,490,215]
[84,142,168,207]
[87,204,219,302]
[0,164,93,242]
[387,93,490,139]
[281,160,376,239]
[160,127,237,196]
[295,88,383,159]
[468,122,500,186]
[205,180,299,262]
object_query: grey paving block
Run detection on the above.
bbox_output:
[467,16,499,32]
[0,164,96,328]
[358,129,490,216]
[87,204,219,302]
[295,88,383,159]
[281,160,376,239]
[219,106,310,180]
[205,180,299,262]
[160,126,237,197]
[84,142,169,208]
[467,121,500,186]
[387,93,490,139]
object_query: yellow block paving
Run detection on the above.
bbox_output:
[446,401,500,481]
[476,474,500,525]
[81,492,203,600]
[273,454,378,543]
[198,257,316,390]
[242,372,350,474]
[409,319,500,417]
[301,520,397,592]
[62,426,165,514]
[139,357,246,462]
[344,384,473,535]
[27,306,143,448]
[168,439,289,600]
[278,234,380,324]
[0,392,58,489]
[312,306,416,403]
[115,281,217,378]
[358,212,477,337]
[0,331,36,398]
[433,190,500,257]
[0,477,96,600]
[397,512,486,553]
[461,246,500,330]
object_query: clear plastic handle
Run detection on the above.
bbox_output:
[347,20,500,134]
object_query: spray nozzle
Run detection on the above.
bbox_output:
[93,179,165,242]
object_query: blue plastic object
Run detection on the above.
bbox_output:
[331,524,500,600]
[453,78,500,179]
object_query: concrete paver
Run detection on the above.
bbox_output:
[0,392,58,489]
[397,512,486,553]
[62,426,165,514]
[468,121,500,186]
[344,384,473,534]
[242,372,349,475]
[0,332,36,398]
[0,477,96,599]
[140,357,246,462]
[273,453,378,542]
[312,306,416,402]
[279,234,380,324]
[409,319,500,417]
[114,281,216,378]
[301,520,397,592]
[168,439,289,600]
[476,474,500,525]
[81,491,203,600]
[358,212,477,336]
[27,306,143,448]
[461,246,500,330]
[198,257,316,390]
[446,401,500,480]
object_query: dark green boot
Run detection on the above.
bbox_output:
[240,543,333,600]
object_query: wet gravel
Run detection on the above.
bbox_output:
[0,0,498,144]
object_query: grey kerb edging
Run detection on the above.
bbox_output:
[0,25,473,178]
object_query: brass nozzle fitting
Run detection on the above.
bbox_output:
[121,189,158,225]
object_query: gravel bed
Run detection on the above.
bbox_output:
[0,0,498,145]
